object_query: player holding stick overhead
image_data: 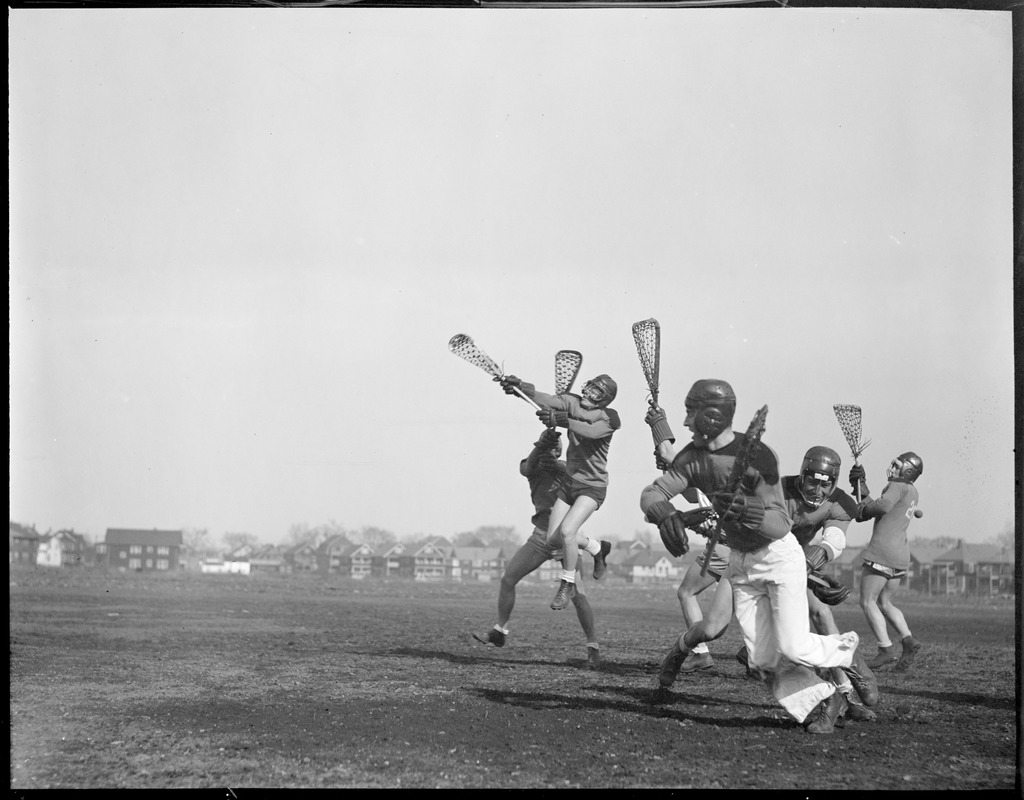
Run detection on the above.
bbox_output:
[641,380,878,734]
[498,372,620,611]
[472,427,603,669]
[849,452,925,672]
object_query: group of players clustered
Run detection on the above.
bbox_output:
[450,323,924,735]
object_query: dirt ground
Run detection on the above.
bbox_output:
[8,565,1019,790]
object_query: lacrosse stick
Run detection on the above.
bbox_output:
[701,405,768,577]
[833,404,872,502]
[631,318,661,408]
[448,333,541,410]
[554,350,583,395]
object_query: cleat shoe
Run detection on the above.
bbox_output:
[587,647,602,670]
[658,636,690,688]
[592,540,613,580]
[867,643,899,669]
[842,692,878,723]
[472,628,506,648]
[736,645,758,679]
[805,690,848,735]
[894,636,922,672]
[841,645,879,707]
[679,651,714,672]
[550,580,577,611]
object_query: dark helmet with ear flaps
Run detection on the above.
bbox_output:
[798,446,841,507]
[582,374,617,408]
[684,379,736,438]
[888,452,923,483]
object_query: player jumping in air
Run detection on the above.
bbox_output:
[499,373,619,611]
[849,452,925,671]
[641,380,878,734]
[472,428,603,669]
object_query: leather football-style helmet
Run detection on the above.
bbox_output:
[581,374,617,408]
[684,379,736,438]
[887,452,923,483]
[797,446,841,508]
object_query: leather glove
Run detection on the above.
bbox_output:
[654,449,671,472]
[809,572,851,606]
[678,507,718,536]
[848,464,869,497]
[644,404,675,447]
[646,501,689,557]
[496,375,536,397]
[711,491,766,530]
[537,408,569,429]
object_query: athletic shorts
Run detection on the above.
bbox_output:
[696,545,730,580]
[526,526,564,561]
[862,559,907,580]
[558,478,606,508]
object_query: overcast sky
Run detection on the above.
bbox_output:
[10,7,1014,550]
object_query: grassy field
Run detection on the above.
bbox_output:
[9,564,1019,790]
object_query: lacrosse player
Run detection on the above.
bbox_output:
[472,428,603,668]
[498,373,619,611]
[640,380,878,734]
[849,453,924,672]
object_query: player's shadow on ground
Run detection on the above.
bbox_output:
[466,685,790,730]
[382,646,653,675]
[879,683,1013,710]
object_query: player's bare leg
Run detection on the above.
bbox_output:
[473,537,549,648]
[658,576,733,690]
[875,576,920,671]
[860,570,900,668]
[676,562,717,671]
[547,497,598,611]
[570,575,601,669]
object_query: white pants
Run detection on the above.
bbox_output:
[727,533,860,723]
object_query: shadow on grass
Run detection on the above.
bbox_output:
[464,684,790,730]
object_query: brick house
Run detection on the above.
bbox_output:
[931,541,1016,596]
[318,535,376,579]
[283,541,320,573]
[9,522,41,565]
[96,528,183,572]
[36,529,88,568]
[450,546,505,582]
[400,540,454,581]
[373,542,406,577]
[619,548,682,583]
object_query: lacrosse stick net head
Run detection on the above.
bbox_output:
[448,333,503,378]
[631,318,661,406]
[554,350,583,395]
[832,404,872,460]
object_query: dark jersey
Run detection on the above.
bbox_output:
[640,433,792,553]
[521,452,567,532]
[531,390,620,491]
[859,479,920,570]
[781,475,859,549]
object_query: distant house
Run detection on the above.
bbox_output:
[283,541,320,573]
[907,544,951,594]
[399,540,455,581]
[619,547,681,583]
[249,544,290,574]
[96,528,183,572]
[35,529,87,568]
[450,546,505,582]
[931,541,1016,596]
[373,542,406,578]
[318,535,376,579]
[824,546,864,591]
[9,522,41,565]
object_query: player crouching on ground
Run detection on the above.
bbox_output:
[473,428,603,669]
[641,380,878,734]
[850,452,925,672]
[498,373,619,611]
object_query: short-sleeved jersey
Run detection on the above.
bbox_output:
[639,433,792,553]
[781,475,858,548]
[531,390,620,491]
[859,479,920,570]
[521,453,567,532]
